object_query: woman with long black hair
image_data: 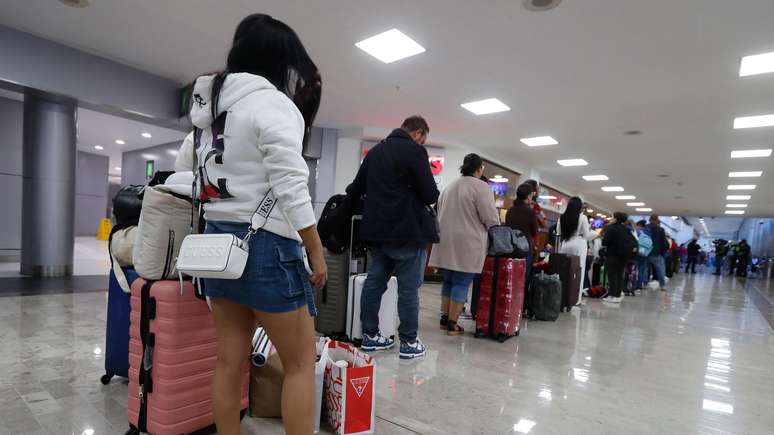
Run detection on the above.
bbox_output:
[176,14,325,435]
[556,197,598,305]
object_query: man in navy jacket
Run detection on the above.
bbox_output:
[346,115,439,359]
[645,214,669,291]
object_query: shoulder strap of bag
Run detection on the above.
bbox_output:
[192,126,277,239]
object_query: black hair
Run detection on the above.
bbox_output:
[460,153,483,176]
[614,211,629,223]
[525,179,539,191]
[210,14,321,142]
[636,219,647,227]
[401,116,430,135]
[560,197,583,241]
[516,183,532,201]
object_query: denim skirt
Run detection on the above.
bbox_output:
[203,221,316,316]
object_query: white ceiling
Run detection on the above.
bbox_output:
[1,0,774,216]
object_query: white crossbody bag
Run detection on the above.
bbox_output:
[176,190,278,279]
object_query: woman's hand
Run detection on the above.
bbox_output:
[298,224,327,289]
[307,247,328,289]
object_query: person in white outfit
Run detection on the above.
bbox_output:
[557,197,598,305]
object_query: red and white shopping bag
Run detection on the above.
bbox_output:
[323,341,376,435]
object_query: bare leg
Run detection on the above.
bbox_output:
[448,300,465,322]
[441,296,450,316]
[211,299,255,435]
[256,307,316,435]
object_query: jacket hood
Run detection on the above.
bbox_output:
[190,73,276,128]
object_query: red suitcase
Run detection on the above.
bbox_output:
[474,257,526,342]
[127,279,249,435]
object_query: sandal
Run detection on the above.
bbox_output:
[447,320,464,336]
[440,314,449,330]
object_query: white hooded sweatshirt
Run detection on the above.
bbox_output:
[175,73,315,242]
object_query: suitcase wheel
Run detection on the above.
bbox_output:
[124,427,141,435]
[474,330,484,338]
[100,372,114,385]
[496,334,510,343]
[514,330,520,337]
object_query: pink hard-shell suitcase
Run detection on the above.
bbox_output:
[126,279,248,435]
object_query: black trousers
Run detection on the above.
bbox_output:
[606,256,626,298]
[715,256,724,274]
[686,255,698,273]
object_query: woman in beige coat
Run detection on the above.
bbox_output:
[429,154,500,335]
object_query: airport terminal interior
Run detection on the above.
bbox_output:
[1,1,774,434]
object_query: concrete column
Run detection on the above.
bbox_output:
[21,92,77,277]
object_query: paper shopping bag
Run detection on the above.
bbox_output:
[323,341,376,435]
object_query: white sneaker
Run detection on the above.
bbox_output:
[603,296,623,304]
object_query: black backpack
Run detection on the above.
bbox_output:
[317,194,362,253]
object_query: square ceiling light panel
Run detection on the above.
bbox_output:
[601,186,624,192]
[725,210,745,215]
[728,171,762,177]
[461,98,511,115]
[730,149,772,158]
[557,159,588,167]
[740,52,774,77]
[725,204,748,208]
[355,29,426,64]
[615,195,636,200]
[582,175,609,181]
[733,114,774,129]
[726,195,751,200]
[626,202,645,206]
[727,185,756,190]
[636,207,653,212]
[520,136,558,147]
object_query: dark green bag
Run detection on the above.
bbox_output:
[528,272,562,321]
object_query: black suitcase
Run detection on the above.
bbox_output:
[549,253,581,312]
[314,250,350,338]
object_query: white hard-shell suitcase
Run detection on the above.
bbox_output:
[346,274,399,342]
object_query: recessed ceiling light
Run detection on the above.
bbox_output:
[740,51,774,77]
[601,186,624,192]
[539,195,557,200]
[94,145,103,150]
[520,136,558,147]
[730,149,772,158]
[557,159,588,167]
[725,204,748,208]
[596,213,604,217]
[141,132,152,138]
[733,114,774,129]
[626,202,645,206]
[355,29,426,64]
[635,207,653,212]
[489,177,509,182]
[727,184,756,190]
[461,98,511,115]
[726,195,751,200]
[587,209,594,213]
[725,210,745,215]
[582,175,609,181]
[615,195,636,200]
[728,171,762,178]
[114,166,122,171]
[115,139,125,145]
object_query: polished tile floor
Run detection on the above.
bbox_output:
[0,272,772,434]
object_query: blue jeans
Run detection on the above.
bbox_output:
[647,254,667,288]
[440,269,476,303]
[361,243,427,342]
[637,256,649,288]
